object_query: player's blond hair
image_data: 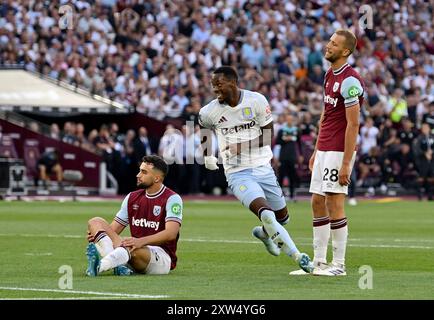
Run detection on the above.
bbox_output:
[335,29,357,56]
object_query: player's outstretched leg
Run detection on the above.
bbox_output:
[260,208,314,273]
[252,226,280,256]
[98,246,130,273]
[86,243,101,277]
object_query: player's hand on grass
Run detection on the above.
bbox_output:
[339,163,351,186]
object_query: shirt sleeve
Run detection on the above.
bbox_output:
[198,107,213,129]
[340,76,364,107]
[165,194,183,225]
[255,93,273,126]
[114,193,130,227]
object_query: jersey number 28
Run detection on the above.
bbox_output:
[323,168,339,182]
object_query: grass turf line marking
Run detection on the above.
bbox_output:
[0,286,169,299]
[0,233,432,249]
[0,297,144,300]
[180,238,433,249]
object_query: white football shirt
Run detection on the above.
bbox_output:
[199,89,274,174]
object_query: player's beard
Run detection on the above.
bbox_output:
[137,181,152,189]
[325,52,338,63]
[325,49,343,63]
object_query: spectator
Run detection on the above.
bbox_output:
[62,122,78,146]
[94,124,121,186]
[37,148,63,188]
[49,123,60,140]
[180,124,201,195]
[276,114,302,201]
[133,126,152,164]
[119,129,137,194]
[357,146,382,188]
[2,0,434,196]
[158,124,183,193]
[398,118,418,149]
[422,101,434,131]
[387,88,408,125]
[28,121,40,133]
[413,123,434,200]
[360,117,380,155]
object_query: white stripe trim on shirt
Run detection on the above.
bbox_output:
[146,185,166,199]
[332,63,350,75]
[166,217,182,225]
[114,216,128,226]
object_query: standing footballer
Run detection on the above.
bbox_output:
[290,29,364,276]
[199,66,314,274]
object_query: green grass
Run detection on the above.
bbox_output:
[0,199,433,299]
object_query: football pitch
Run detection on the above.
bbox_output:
[0,199,433,300]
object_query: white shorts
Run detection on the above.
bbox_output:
[144,246,171,275]
[309,150,356,196]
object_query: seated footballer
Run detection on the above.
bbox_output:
[86,155,183,276]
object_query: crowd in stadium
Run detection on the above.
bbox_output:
[1,0,433,199]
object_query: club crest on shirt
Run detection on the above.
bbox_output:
[132,204,139,211]
[333,82,340,92]
[153,205,161,216]
[242,107,254,119]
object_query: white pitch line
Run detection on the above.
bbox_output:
[24,252,53,256]
[0,287,169,299]
[0,296,141,300]
[181,238,433,249]
[0,233,81,239]
[0,233,432,249]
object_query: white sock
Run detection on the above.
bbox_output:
[331,218,348,266]
[99,247,130,273]
[260,209,300,260]
[312,216,330,265]
[94,231,114,257]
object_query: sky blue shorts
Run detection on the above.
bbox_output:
[227,164,286,210]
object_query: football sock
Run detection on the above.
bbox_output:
[259,208,300,260]
[277,213,289,225]
[99,246,130,273]
[313,216,330,265]
[331,217,348,266]
[93,231,114,257]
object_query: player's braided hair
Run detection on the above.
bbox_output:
[142,155,169,178]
